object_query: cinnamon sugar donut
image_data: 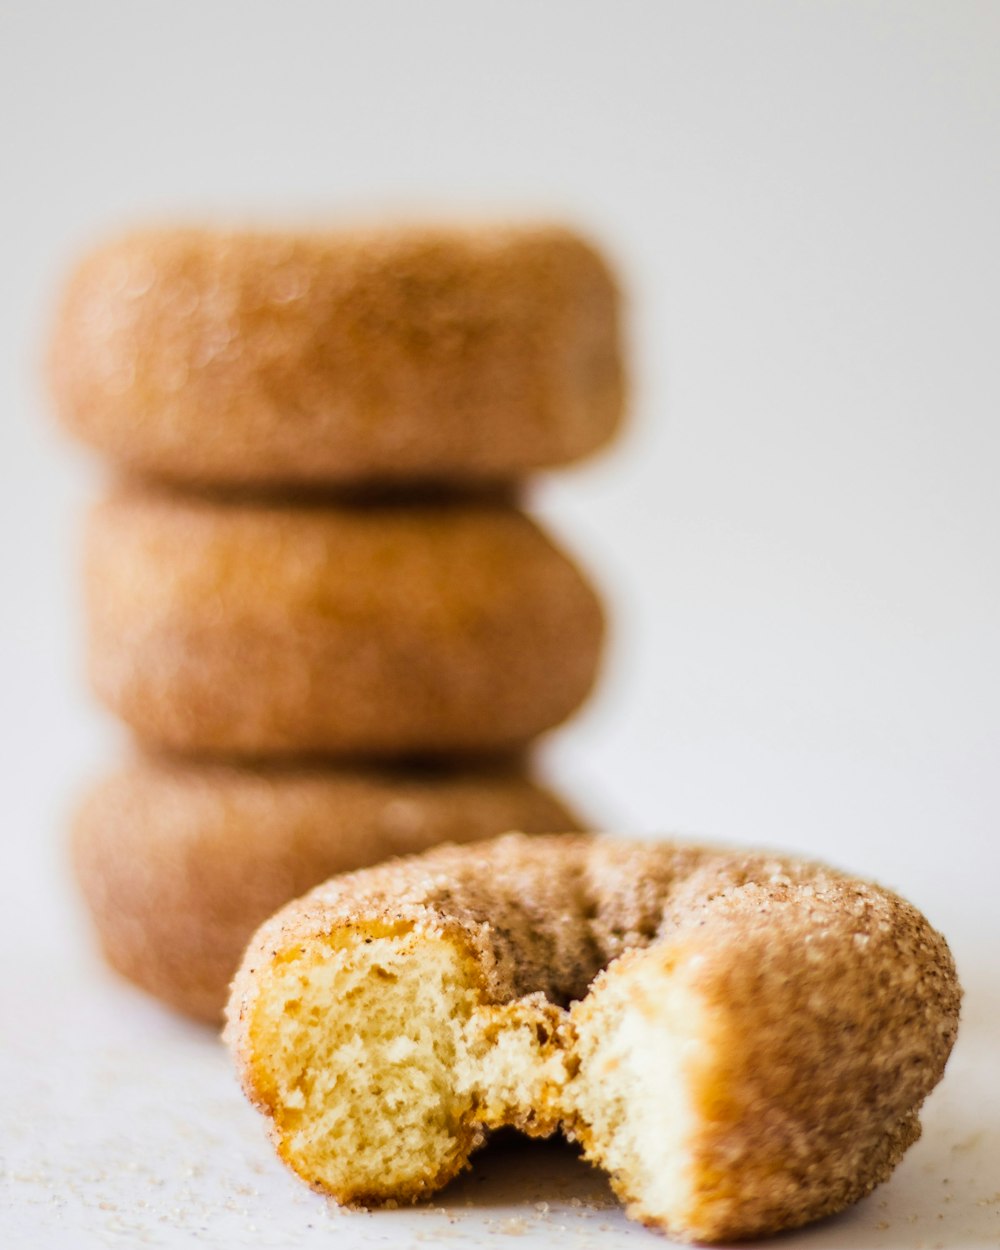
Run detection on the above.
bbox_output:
[226,833,960,1243]
[84,489,604,758]
[49,223,624,487]
[73,759,584,1024]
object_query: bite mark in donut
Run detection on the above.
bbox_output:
[226,834,960,1241]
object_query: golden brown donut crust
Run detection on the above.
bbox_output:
[83,488,605,758]
[72,758,586,1024]
[226,833,960,1241]
[49,223,624,487]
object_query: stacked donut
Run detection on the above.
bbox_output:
[50,223,625,1023]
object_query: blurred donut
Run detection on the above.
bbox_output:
[72,756,586,1023]
[84,488,605,758]
[49,223,624,486]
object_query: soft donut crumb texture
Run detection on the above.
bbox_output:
[226,833,961,1242]
[247,924,570,1203]
[250,926,484,1200]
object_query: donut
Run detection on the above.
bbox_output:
[84,489,604,758]
[72,758,585,1024]
[225,833,960,1243]
[48,223,624,487]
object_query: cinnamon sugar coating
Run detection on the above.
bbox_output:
[84,488,604,758]
[49,223,624,487]
[227,833,960,1241]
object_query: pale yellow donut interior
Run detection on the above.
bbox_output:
[566,947,714,1232]
[246,924,572,1203]
[249,926,478,1199]
[243,919,724,1235]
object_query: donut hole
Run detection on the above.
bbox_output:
[245,924,485,1202]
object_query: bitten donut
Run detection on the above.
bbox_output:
[226,833,960,1243]
[49,223,624,486]
[72,758,584,1024]
[84,489,604,758]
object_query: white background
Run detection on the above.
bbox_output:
[1,4,998,1248]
